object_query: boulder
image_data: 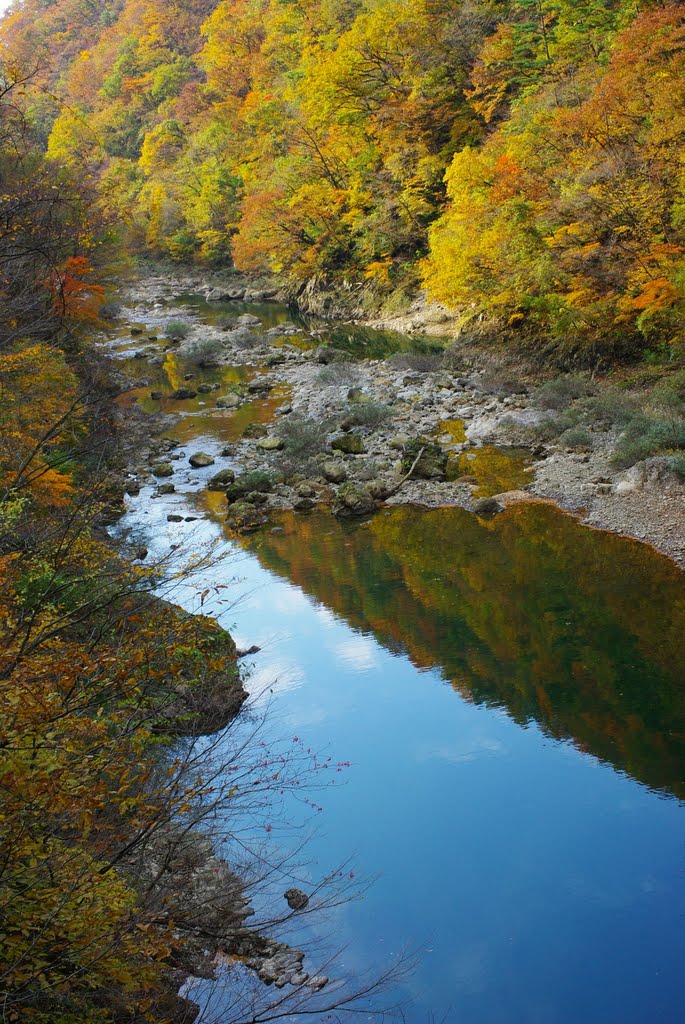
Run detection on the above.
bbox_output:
[207,469,236,491]
[331,433,366,455]
[157,483,176,495]
[225,501,266,533]
[293,497,315,512]
[389,434,410,451]
[242,423,268,439]
[152,462,174,478]
[256,436,285,452]
[247,379,273,394]
[216,393,243,410]
[316,346,347,365]
[237,313,262,327]
[322,461,347,484]
[368,479,393,501]
[334,483,376,518]
[189,452,215,468]
[473,496,504,517]
[401,438,448,480]
[171,387,197,400]
[226,471,274,501]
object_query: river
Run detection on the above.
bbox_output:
[113,293,685,1023]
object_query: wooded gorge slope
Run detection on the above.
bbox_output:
[2,0,685,356]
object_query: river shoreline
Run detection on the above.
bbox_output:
[112,267,685,570]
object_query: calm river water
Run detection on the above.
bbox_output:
[115,299,685,1023]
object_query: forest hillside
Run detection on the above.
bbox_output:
[2,0,684,364]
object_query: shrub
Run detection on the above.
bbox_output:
[669,453,685,479]
[612,414,685,467]
[480,371,529,397]
[534,374,591,410]
[165,319,191,340]
[387,349,443,372]
[441,342,467,372]
[341,399,393,430]
[185,336,224,365]
[227,469,275,499]
[521,412,576,442]
[275,415,333,474]
[317,361,361,386]
[216,315,238,331]
[559,426,593,449]
[577,390,639,429]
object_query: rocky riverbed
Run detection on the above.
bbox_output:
[112,268,685,569]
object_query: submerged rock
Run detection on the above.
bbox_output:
[171,387,197,400]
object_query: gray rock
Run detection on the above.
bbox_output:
[158,483,176,494]
[256,436,285,451]
[308,976,329,991]
[225,501,266,533]
[216,393,243,410]
[473,497,504,517]
[401,438,448,480]
[334,483,375,518]
[331,433,366,455]
[152,462,174,478]
[322,461,347,484]
[208,468,236,490]
[189,452,215,468]
[246,491,269,505]
[390,434,410,451]
[167,514,184,522]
